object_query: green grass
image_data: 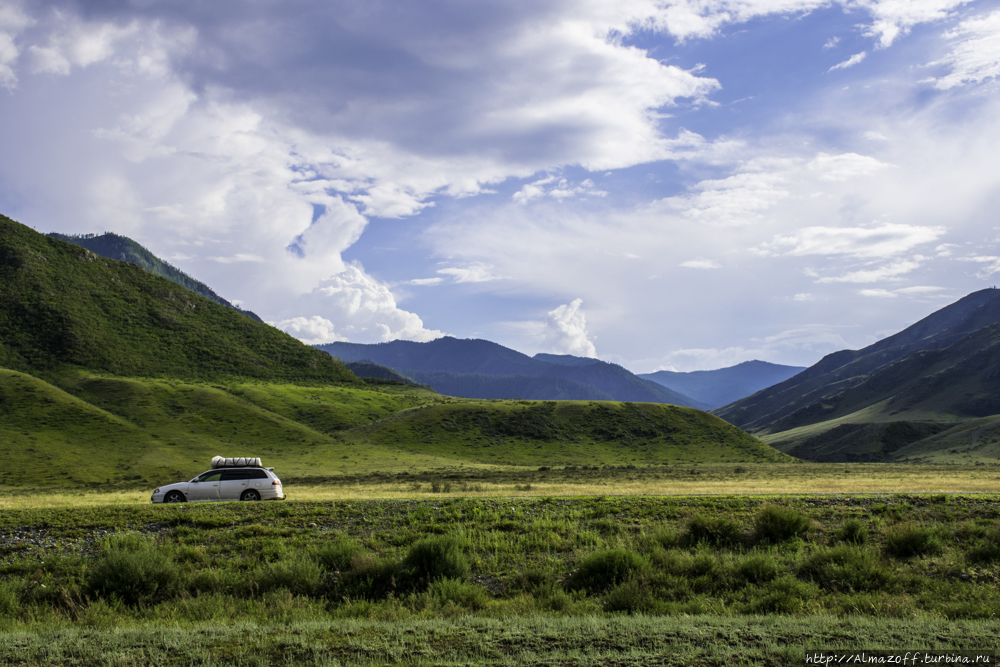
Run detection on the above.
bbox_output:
[2,494,1000,664]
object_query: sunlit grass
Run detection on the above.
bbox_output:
[3,463,996,508]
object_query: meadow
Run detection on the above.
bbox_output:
[1,466,999,666]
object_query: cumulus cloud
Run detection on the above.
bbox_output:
[272,316,345,345]
[650,166,791,227]
[806,153,890,181]
[542,298,597,358]
[758,224,946,258]
[929,7,1000,89]
[312,264,444,342]
[861,0,971,48]
[0,3,33,87]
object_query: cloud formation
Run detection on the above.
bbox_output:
[543,299,597,358]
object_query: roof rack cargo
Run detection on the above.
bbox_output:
[211,456,263,469]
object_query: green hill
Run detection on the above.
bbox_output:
[1,369,788,487]
[0,214,355,382]
[717,290,1000,462]
[47,231,263,322]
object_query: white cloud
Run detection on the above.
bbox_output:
[312,264,444,342]
[513,176,607,203]
[680,258,722,269]
[272,316,345,345]
[929,7,1000,89]
[807,152,890,181]
[824,36,841,50]
[407,277,445,286]
[0,2,33,87]
[861,0,972,48]
[759,224,946,258]
[828,51,867,71]
[793,293,815,301]
[817,258,923,283]
[859,288,897,297]
[959,255,1000,278]
[437,263,503,284]
[543,298,597,358]
[650,166,791,227]
[208,253,266,264]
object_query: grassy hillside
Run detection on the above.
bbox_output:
[0,215,355,383]
[1,369,787,489]
[357,400,789,467]
[48,231,264,322]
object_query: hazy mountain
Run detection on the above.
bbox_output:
[343,361,422,386]
[1,214,355,382]
[401,369,613,401]
[319,338,707,408]
[714,289,1000,461]
[639,360,806,410]
[47,231,263,322]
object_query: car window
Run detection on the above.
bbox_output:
[220,470,249,481]
[248,470,269,479]
[197,472,222,482]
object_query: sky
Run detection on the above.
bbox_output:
[1,0,999,372]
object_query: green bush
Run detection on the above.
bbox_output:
[425,578,488,610]
[798,545,896,592]
[736,554,779,585]
[569,549,645,593]
[0,580,20,617]
[966,527,1000,563]
[400,536,469,587]
[87,534,179,606]
[835,518,869,545]
[256,555,323,596]
[314,537,363,571]
[745,576,815,614]
[684,515,743,548]
[603,579,651,613]
[883,525,943,559]
[754,505,811,543]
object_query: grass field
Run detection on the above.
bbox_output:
[2,479,1000,665]
[1,463,999,508]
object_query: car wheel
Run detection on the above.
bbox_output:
[164,491,186,503]
[240,489,261,502]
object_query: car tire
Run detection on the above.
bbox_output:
[240,489,261,502]
[164,491,186,503]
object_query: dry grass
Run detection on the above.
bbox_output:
[2,463,998,507]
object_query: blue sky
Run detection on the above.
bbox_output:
[1,0,999,372]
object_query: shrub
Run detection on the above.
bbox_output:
[966,527,1000,564]
[736,554,779,585]
[603,579,651,613]
[87,534,179,606]
[754,505,811,543]
[835,518,869,545]
[883,525,943,559]
[425,578,488,610]
[314,537,362,571]
[569,549,645,593]
[0,580,20,617]
[745,576,815,614]
[400,536,469,587]
[798,545,896,593]
[684,515,743,548]
[256,555,323,596]
[649,526,679,550]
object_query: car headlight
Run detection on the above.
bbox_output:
[153,488,160,493]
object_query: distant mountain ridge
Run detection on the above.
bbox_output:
[639,360,806,410]
[47,232,263,322]
[318,338,708,408]
[714,288,1000,462]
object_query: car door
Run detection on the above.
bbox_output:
[219,470,249,499]
[188,471,222,501]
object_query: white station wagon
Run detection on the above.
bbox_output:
[151,458,285,503]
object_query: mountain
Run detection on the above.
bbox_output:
[1,214,355,382]
[714,289,1000,462]
[343,360,422,385]
[639,360,806,410]
[47,231,264,322]
[318,338,708,408]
